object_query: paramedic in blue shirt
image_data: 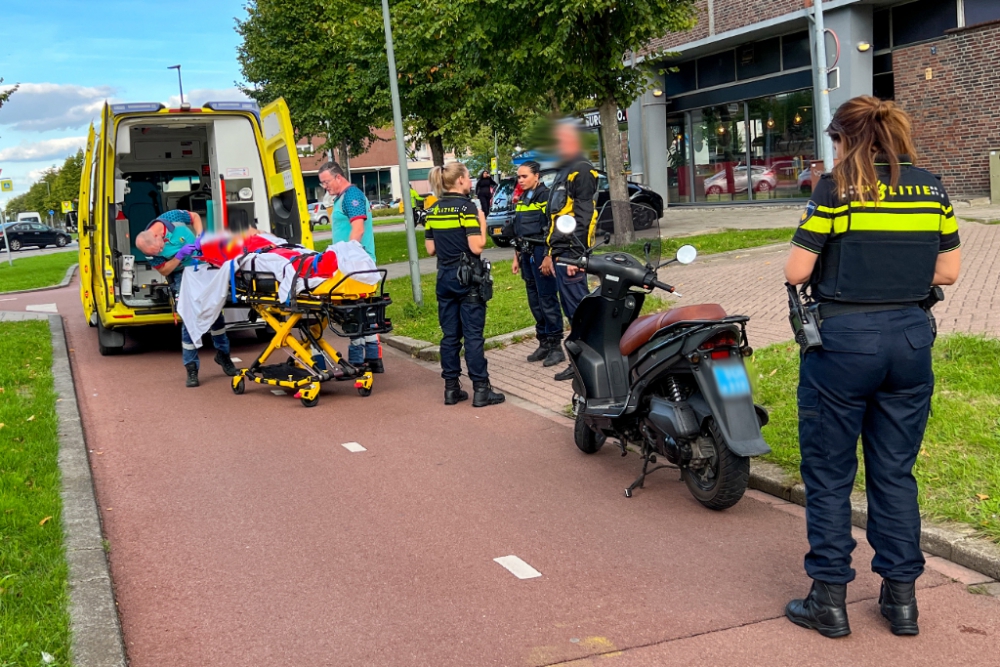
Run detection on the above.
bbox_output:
[135,209,238,388]
[318,161,383,373]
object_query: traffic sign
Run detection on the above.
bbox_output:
[48,209,55,216]
[61,201,74,213]
[0,179,12,192]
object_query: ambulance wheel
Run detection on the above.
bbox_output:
[233,378,245,395]
[301,395,319,408]
[96,319,124,356]
[357,386,372,397]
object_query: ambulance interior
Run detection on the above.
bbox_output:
[110,115,298,309]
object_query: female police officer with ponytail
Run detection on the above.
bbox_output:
[424,162,505,408]
[783,96,961,639]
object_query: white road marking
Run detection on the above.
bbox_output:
[230,357,242,363]
[26,303,58,313]
[341,441,366,453]
[270,389,286,395]
[493,555,542,579]
[0,297,17,302]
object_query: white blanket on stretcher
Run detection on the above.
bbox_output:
[176,237,379,345]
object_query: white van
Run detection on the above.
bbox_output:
[78,99,312,355]
[17,212,43,223]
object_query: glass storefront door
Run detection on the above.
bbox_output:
[692,103,752,203]
[666,115,690,203]
[747,91,816,199]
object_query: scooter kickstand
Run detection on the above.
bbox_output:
[625,451,654,497]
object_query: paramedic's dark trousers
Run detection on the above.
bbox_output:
[436,267,488,383]
[555,261,589,320]
[797,307,934,585]
[520,246,563,339]
[180,313,229,367]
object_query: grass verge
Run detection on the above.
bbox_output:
[750,333,1000,542]
[315,230,430,265]
[0,321,70,666]
[0,253,77,294]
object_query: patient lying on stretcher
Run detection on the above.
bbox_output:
[197,230,341,279]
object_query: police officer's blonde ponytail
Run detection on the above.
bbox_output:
[428,162,469,198]
[827,96,918,204]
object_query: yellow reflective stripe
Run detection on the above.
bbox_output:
[460,215,479,228]
[587,209,598,246]
[832,215,850,233]
[847,212,943,232]
[941,215,959,235]
[546,200,575,253]
[800,215,833,234]
[849,200,948,211]
[567,172,577,182]
[426,214,463,230]
[816,204,848,216]
[590,170,598,179]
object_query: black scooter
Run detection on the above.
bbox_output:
[554,216,770,510]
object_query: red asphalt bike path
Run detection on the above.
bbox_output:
[5,280,1000,666]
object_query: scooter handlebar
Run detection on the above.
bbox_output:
[556,256,588,269]
[650,279,681,297]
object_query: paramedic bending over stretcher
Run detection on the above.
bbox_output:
[134,209,240,388]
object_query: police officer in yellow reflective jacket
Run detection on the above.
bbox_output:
[783,97,962,639]
[424,162,505,408]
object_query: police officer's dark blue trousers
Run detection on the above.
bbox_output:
[555,262,589,320]
[520,246,563,339]
[798,307,935,585]
[436,267,488,383]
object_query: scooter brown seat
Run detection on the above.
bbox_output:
[619,304,728,356]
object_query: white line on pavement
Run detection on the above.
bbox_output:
[341,442,366,453]
[270,389,286,395]
[26,303,58,313]
[493,555,542,579]
[0,297,17,302]
[230,357,242,363]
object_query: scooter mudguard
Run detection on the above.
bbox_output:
[688,357,771,457]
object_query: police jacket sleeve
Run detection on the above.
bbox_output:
[791,176,839,254]
[570,165,598,248]
[938,189,961,253]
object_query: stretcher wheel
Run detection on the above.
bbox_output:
[357,387,372,397]
[233,377,245,395]
[301,395,319,408]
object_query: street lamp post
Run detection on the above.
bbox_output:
[807,1,835,172]
[381,0,423,306]
[168,65,186,107]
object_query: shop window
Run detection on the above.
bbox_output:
[697,50,736,88]
[873,9,891,51]
[873,53,894,101]
[782,31,811,70]
[893,0,957,46]
[737,37,781,80]
[965,0,1000,26]
[667,60,697,96]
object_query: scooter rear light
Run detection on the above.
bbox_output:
[710,350,731,360]
[700,331,738,351]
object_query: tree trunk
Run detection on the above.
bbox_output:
[429,134,446,167]
[340,140,351,178]
[599,99,634,245]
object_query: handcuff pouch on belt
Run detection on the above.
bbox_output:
[457,254,494,303]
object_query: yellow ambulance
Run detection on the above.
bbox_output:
[78,98,312,355]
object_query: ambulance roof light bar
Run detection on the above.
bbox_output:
[110,103,166,115]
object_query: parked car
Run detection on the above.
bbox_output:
[308,199,330,230]
[797,168,813,193]
[0,221,73,251]
[703,165,778,196]
[487,168,664,248]
[370,199,390,210]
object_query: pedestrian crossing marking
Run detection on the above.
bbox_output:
[494,555,542,579]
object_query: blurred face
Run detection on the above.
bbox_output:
[319,169,347,196]
[136,226,165,256]
[516,166,539,190]
[456,171,473,195]
[555,123,581,160]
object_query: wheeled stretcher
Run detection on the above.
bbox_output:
[229,258,392,408]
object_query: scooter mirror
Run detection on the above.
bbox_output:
[676,244,698,265]
[556,215,577,235]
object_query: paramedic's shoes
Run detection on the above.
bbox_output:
[444,379,469,405]
[366,358,385,374]
[554,365,575,381]
[185,363,200,388]
[542,344,566,367]
[785,580,851,638]
[526,339,550,363]
[880,579,919,636]
[214,351,239,377]
[472,382,505,408]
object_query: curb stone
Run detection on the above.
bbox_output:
[748,460,1000,582]
[2,311,127,666]
[0,262,78,295]
[385,326,539,362]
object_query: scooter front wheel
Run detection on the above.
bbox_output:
[574,412,606,454]
[683,419,749,510]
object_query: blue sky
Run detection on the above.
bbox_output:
[0,0,251,208]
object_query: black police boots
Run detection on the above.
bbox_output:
[444,379,468,405]
[366,358,385,374]
[554,365,575,381]
[185,362,200,388]
[214,351,239,377]
[785,580,851,638]
[472,381,505,407]
[542,341,566,367]
[879,579,919,636]
[526,338,550,363]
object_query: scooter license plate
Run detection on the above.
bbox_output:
[713,363,751,398]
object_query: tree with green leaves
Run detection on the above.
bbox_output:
[0,77,17,139]
[3,151,84,221]
[503,0,697,243]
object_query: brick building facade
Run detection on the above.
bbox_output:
[629,0,1000,206]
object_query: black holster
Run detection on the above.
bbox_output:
[786,283,823,353]
[457,254,493,303]
[920,285,944,340]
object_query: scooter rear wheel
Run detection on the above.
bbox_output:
[574,412,606,454]
[683,419,749,510]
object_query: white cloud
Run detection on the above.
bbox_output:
[0,136,86,162]
[166,87,250,108]
[0,82,114,132]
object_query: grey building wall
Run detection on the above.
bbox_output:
[825,4,874,112]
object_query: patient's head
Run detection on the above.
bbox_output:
[135,227,165,257]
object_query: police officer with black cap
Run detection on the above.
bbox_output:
[424,162,505,407]
[784,96,962,639]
